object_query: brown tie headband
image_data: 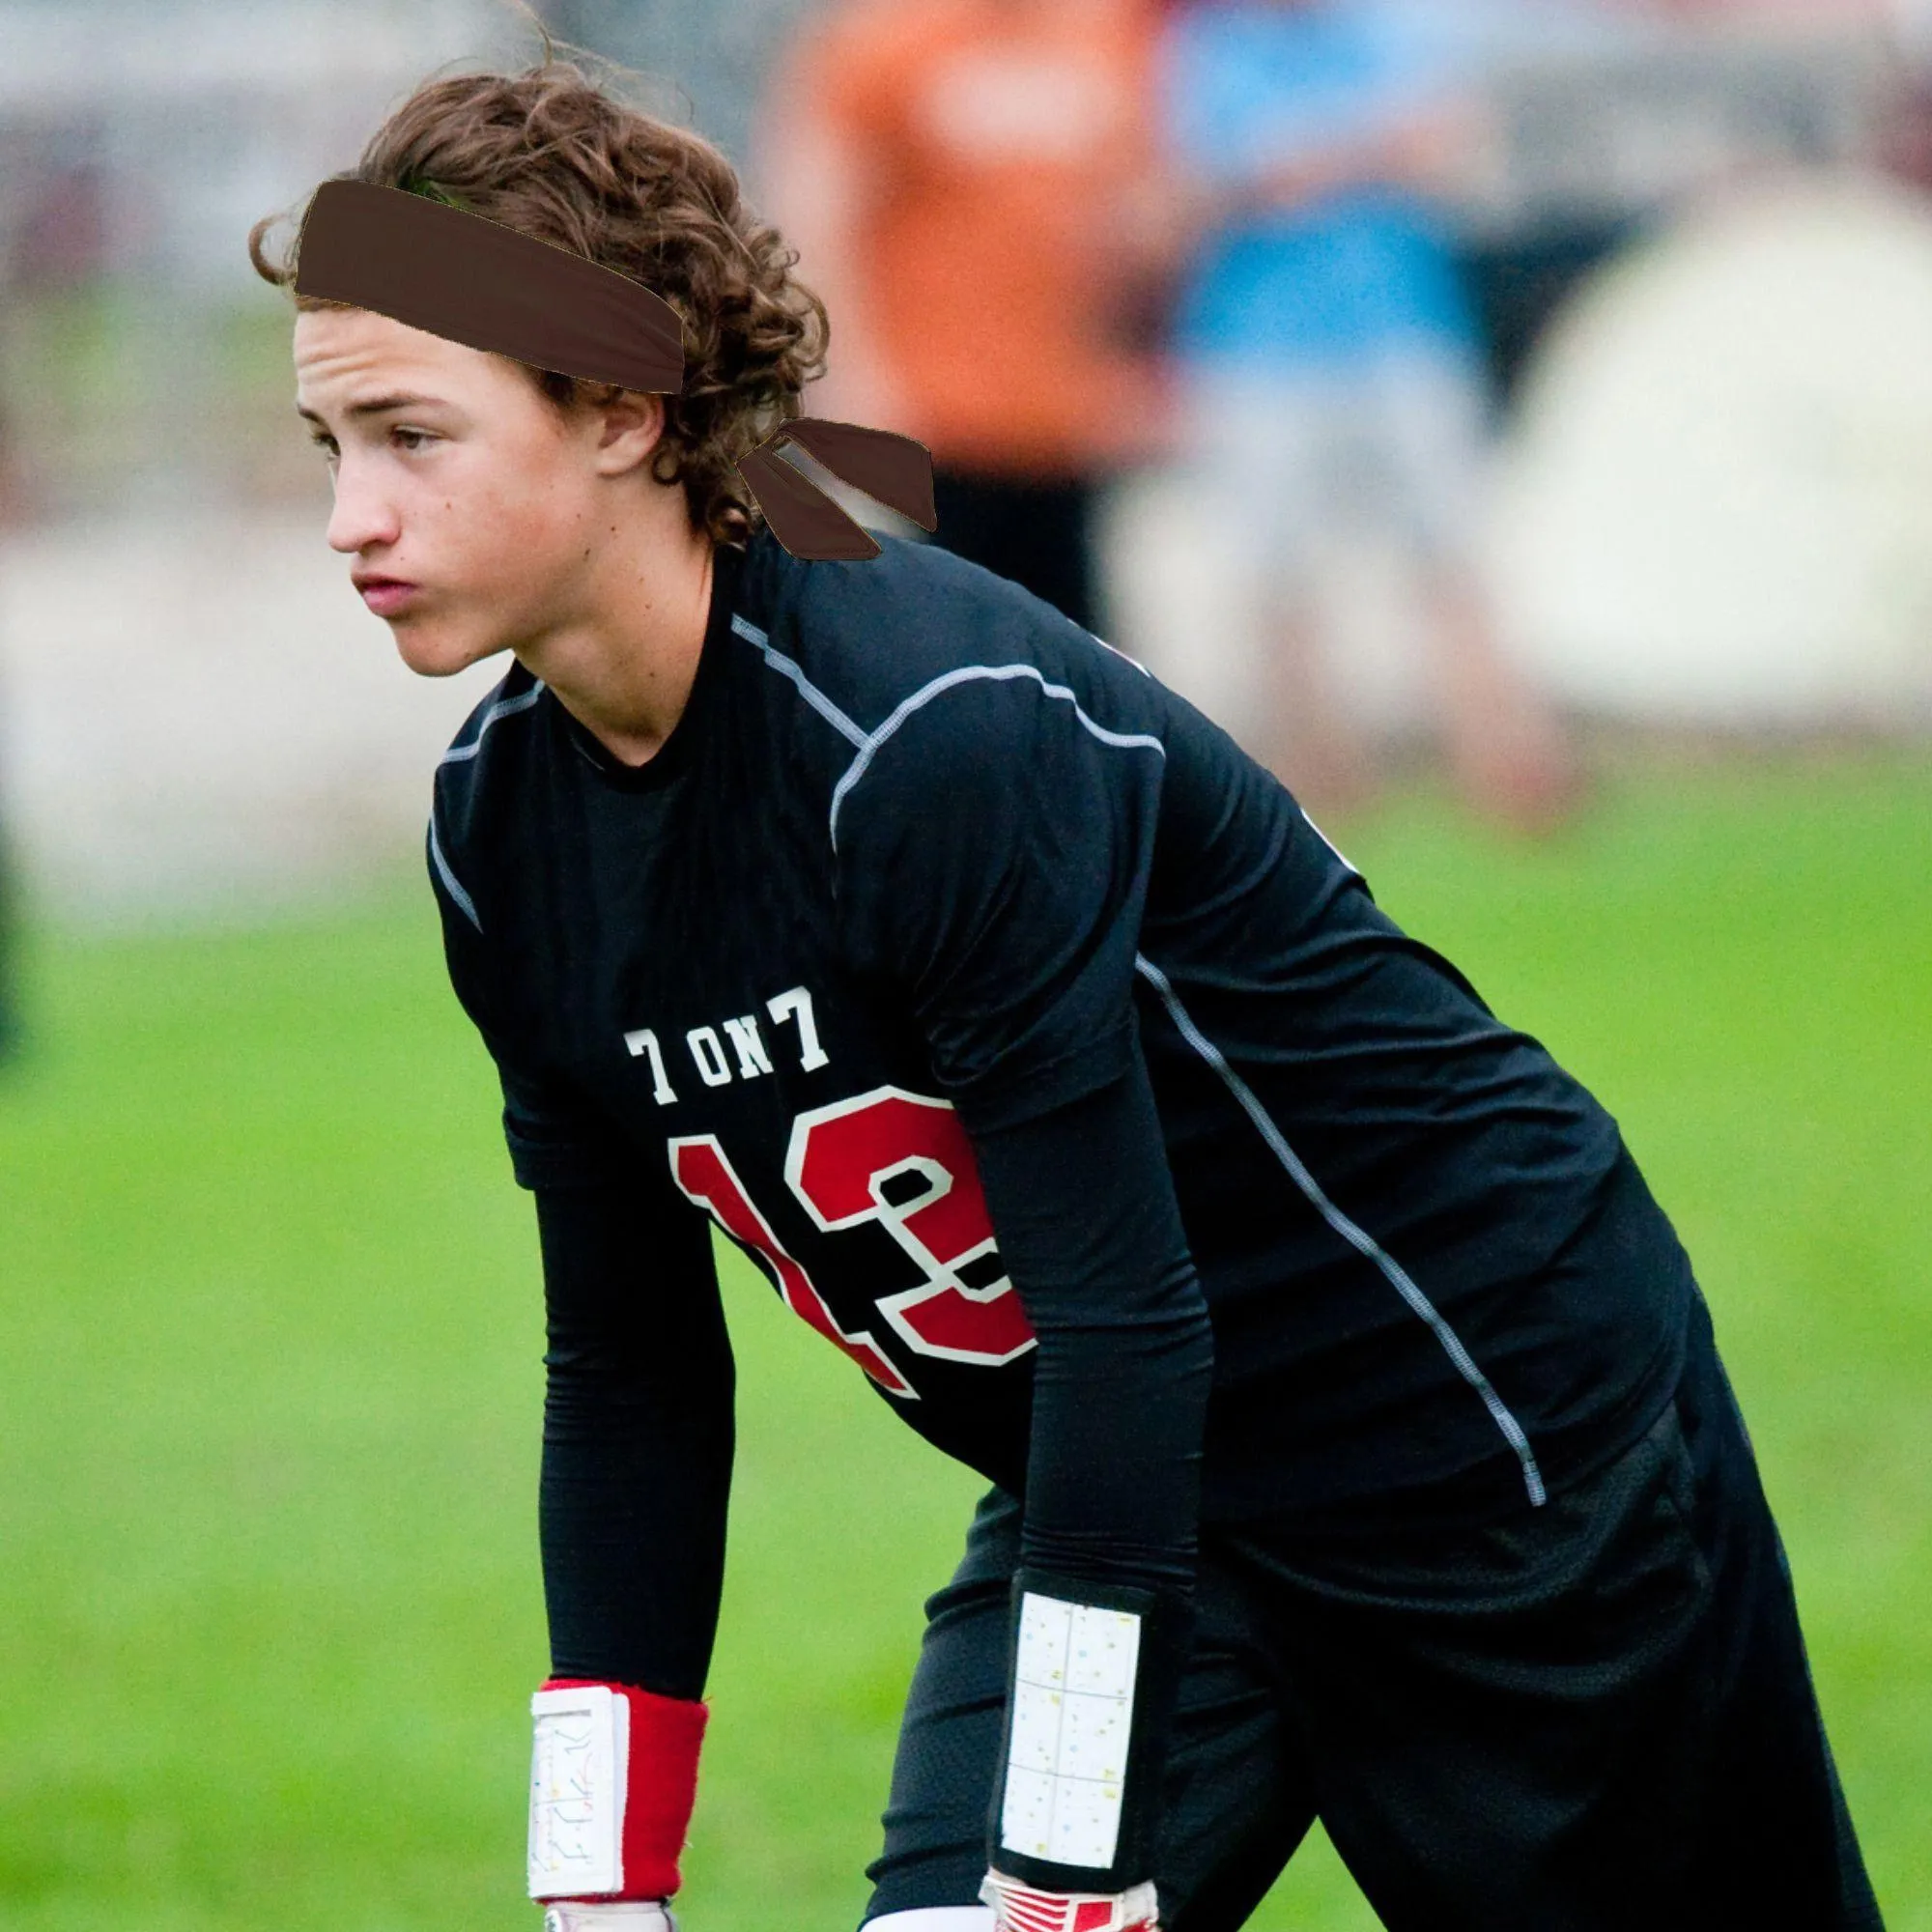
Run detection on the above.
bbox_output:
[293,176,937,562]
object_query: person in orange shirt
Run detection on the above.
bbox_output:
[751,0,1180,636]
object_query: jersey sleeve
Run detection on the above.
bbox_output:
[425,802,733,1698]
[535,1179,734,1700]
[966,1054,1213,1893]
[426,806,635,1195]
[834,673,1213,1893]
[832,670,1166,1132]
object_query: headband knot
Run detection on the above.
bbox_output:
[294,177,937,561]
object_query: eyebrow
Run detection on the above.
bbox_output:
[295,392,448,428]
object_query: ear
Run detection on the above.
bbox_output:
[588,388,668,472]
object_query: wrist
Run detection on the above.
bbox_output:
[980,1868,1160,1932]
[991,1570,1191,1896]
[528,1679,707,1903]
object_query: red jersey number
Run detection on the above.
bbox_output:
[669,1089,1036,1400]
[787,1089,1037,1368]
[669,1134,916,1398]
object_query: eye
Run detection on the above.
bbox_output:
[306,427,437,455]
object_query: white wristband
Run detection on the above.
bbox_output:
[529,1686,631,1899]
[1001,1592,1143,1869]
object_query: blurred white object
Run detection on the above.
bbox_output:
[0,505,507,922]
[1095,462,1438,744]
[1488,173,1932,726]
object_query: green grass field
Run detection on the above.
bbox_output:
[0,747,1925,1931]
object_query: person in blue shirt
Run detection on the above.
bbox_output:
[1144,0,1578,832]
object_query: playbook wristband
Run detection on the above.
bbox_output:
[528,1678,708,1901]
[984,1569,1192,1897]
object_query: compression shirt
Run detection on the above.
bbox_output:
[428,525,1694,1890]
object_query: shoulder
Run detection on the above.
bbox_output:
[432,658,546,826]
[745,539,1172,860]
[741,525,1168,752]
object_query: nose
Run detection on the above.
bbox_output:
[324,460,402,560]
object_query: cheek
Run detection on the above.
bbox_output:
[463,468,582,586]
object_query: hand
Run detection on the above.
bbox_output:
[538,1902,676,1931]
[1242,99,1485,213]
[980,1868,1160,1932]
[1099,171,1216,272]
[1366,99,1485,193]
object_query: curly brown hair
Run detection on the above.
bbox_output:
[246,18,829,546]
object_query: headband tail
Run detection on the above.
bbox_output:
[737,442,883,562]
[776,419,938,533]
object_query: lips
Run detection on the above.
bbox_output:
[360,579,419,614]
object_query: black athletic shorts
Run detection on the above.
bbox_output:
[861,1284,1883,1930]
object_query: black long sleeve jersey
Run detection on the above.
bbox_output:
[429,526,1694,1723]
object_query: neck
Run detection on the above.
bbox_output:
[520,515,719,770]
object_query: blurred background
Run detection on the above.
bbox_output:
[0,2,1926,1928]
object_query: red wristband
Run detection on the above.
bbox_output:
[540,1678,708,1900]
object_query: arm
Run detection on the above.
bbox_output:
[1233,96,1489,216]
[965,1064,1209,1604]
[965,1058,1212,1921]
[526,1180,732,1917]
[535,1179,733,1701]
[1155,12,1490,235]
[834,660,1208,1918]
[425,810,730,1916]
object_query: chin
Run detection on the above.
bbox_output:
[393,626,506,679]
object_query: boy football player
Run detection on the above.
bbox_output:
[264,44,1882,1932]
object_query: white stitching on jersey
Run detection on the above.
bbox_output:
[1133,952,1548,1509]
[438,679,545,765]
[432,682,542,931]
[427,809,482,933]
[731,613,868,749]
[827,664,1167,853]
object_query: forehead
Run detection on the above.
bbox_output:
[292,307,501,411]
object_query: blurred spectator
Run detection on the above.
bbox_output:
[1147,0,1580,831]
[0,398,25,1068]
[1883,68,1932,188]
[1456,206,1643,412]
[1880,0,1932,189]
[751,0,1177,635]
[1448,0,1899,400]
[9,152,111,294]
[0,143,102,1065]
